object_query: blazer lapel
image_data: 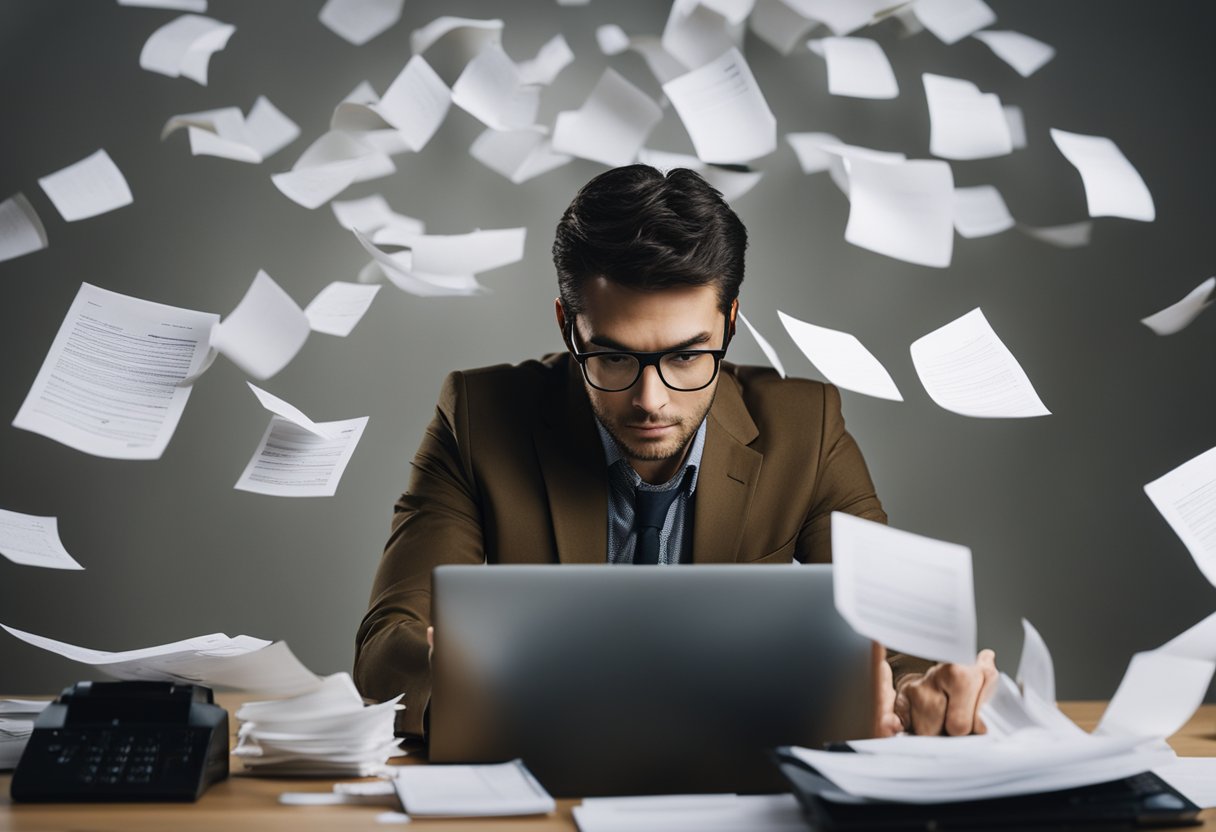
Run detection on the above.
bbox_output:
[694,370,762,564]
[533,357,608,564]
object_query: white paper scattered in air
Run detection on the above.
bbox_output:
[912,0,996,45]
[831,512,977,666]
[553,69,663,167]
[247,383,337,439]
[783,0,900,36]
[663,48,777,164]
[973,30,1055,77]
[1016,619,1056,704]
[165,96,298,163]
[923,73,1013,160]
[786,133,843,174]
[814,37,898,99]
[594,25,687,85]
[332,56,451,153]
[749,0,820,55]
[304,282,381,337]
[0,510,83,570]
[516,34,574,86]
[1140,277,1215,336]
[139,14,234,84]
[471,127,572,184]
[662,0,741,71]
[910,307,1050,418]
[778,311,901,400]
[331,194,423,235]
[38,150,133,222]
[1050,129,1155,222]
[737,312,786,378]
[210,270,311,380]
[1096,651,1215,739]
[844,155,954,267]
[236,416,369,498]
[1144,446,1216,589]
[1017,221,1092,248]
[451,43,540,131]
[953,185,1014,238]
[13,283,217,459]
[1003,104,1027,149]
[318,0,404,46]
[0,193,48,263]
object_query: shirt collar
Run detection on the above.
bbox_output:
[595,417,707,493]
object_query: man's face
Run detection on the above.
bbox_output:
[560,278,732,485]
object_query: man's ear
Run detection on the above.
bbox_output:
[728,298,738,338]
[555,298,570,347]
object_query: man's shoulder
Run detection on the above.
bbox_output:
[720,362,833,409]
[437,353,571,411]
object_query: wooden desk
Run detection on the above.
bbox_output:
[1,699,1212,831]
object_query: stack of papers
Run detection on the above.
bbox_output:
[574,794,809,831]
[392,758,555,817]
[235,673,404,777]
[0,699,51,770]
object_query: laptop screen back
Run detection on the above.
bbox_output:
[429,564,873,796]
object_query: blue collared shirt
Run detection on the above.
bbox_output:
[595,419,707,565]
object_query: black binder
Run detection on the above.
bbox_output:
[772,746,1201,831]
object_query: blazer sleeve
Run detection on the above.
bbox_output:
[795,383,935,685]
[353,371,486,737]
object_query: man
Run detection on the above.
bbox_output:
[355,165,996,740]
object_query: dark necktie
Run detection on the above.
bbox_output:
[632,487,682,565]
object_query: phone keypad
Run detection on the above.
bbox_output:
[41,728,198,787]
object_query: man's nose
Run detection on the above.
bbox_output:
[632,364,669,413]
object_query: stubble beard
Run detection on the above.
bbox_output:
[590,391,715,467]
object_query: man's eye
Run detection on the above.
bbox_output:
[599,355,631,366]
[670,352,700,364]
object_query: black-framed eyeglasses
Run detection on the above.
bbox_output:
[566,315,731,393]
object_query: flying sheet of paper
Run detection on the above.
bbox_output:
[332,56,451,153]
[1144,446,1216,588]
[844,155,954,267]
[235,416,368,498]
[247,383,335,439]
[37,149,132,222]
[786,132,844,174]
[168,96,298,163]
[393,759,555,817]
[574,794,807,832]
[1096,650,1215,739]
[139,13,234,84]
[354,230,485,297]
[912,0,996,44]
[1017,221,1092,248]
[910,307,1050,418]
[813,37,898,99]
[0,193,47,263]
[662,0,741,71]
[1004,104,1027,149]
[13,283,217,459]
[778,310,902,400]
[470,127,573,184]
[831,512,977,665]
[595,25,687,86]
[737,311,786,378]
[748,0,820,55]
[783,0,898,36]
[451,43,539,131]
[210,270,310,380]
[973,29,1055,77]
[1141,276,1214,336]
[1154,758,1216,809]
[379,227,526,276]
[318,0,404,45]
[516,34,574,86]
[635,148,764,202]
[954,184,1014,238]
[119,0,207,10]
[331,194,423,235]
[663,48,777,164]
[409,16,503,85]
[553,69,663,167]
[304,282,380,337]
[1050,129,1155,222]
[239,96,300,159]
[274,132,395,209]
[0,509,82,570]
[923,73,1012,160]
[1016,619,1056,704]
[1159,612,1216,662]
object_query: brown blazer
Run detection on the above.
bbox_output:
[355,353,928,736]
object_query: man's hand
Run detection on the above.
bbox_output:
[872,643,903,737]
[893,649,998,736]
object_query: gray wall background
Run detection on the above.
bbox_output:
[1,1,1213,703]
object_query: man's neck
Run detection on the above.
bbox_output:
[629,441,693,486]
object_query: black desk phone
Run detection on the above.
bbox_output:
[10,681,229,802]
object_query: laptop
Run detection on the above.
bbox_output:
[428,564,873,797]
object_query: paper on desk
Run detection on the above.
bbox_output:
[119,0,207,10]
[595,25,687,86]
[574,793,808,832]
[737,312,786,378]
[1159,611,1216,662]
[1004,104,1027,149]
[812,37,898,99]
[844,155,954,267]
[0,625,321,694]
[235,415,368,498]
[783,0,898,36]
[304,281,380,337]
[664,48,777,164]
[553,69,663,167]
[247,383,335,439]
[319,0,404,46]
[451,43,540,131]
[13,282,216,459]
[912,0,996,45]
[393,758,555,817]
[409,16,503,85]
[237,671,364,723]
[778,311,901,400]
[331,56,451,153]
[662,0,742,72]
[471,126,572,184]
[973,30,1055,77]
[749,0,820,55]
[139,14,234,84]
[354,230,485,297]
[1096,651,1215,739]
[954,184,1014,238]
[1141,276,1214,336]
[1154,757,1216,809]
[1144,445,1216,588]
[0,509,82,570]
[910,307,1050,418]
[1017,220,1092,248]
[332,195,423,235]
[636,147,764,202]
[211,270,310,380]
[516,33,574,86]
[1016,618,1056,704]
[830,512,976,665]
[924,73,1012,160]
[1050,129,1155,222]
[0,193,47,263]
[38,149,132,222]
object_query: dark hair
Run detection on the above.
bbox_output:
[552,165,747,316]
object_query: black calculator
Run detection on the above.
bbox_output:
[10,681,229,802]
